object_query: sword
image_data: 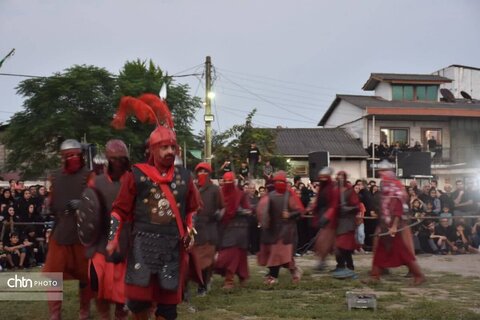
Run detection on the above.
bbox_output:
[371,220,423,237]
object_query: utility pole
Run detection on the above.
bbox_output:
[204,56,213,164]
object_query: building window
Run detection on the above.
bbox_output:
[392,85,438,101]
[422,129,442,151]
[380,128,409,146]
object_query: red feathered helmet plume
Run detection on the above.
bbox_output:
[111,93,176,148]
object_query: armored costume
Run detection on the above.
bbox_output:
[79,139,131,319]
[106,94,200,320]
[43,139,94,320]
[312,167,339,270]
[331,171,360,279]
[257,171,305,285]
[214,172,251,289]
[191,162,223,295]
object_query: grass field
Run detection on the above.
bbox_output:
[0,255,479,319]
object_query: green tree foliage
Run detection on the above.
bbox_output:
[207,109,288,178]
[2,65,116,178]
[115,59,202,165]
[2,60,201,179]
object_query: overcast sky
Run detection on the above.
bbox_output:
[1,0,479,134]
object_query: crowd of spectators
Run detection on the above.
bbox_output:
[235,172,480,258]
[365,139,443,162]
[0,179,50,270]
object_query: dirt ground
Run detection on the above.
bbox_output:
[294,251,480,277]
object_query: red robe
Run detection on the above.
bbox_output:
[89,173,129,304]
[313,182,339,258]
[373,196,416,268]
[335,188,360,251]
[111,165,200,305]
[214,186,251,280]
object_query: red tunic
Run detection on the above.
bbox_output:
[314,184,339,258]
[335,188,360,251]
[89,173,128,304]
[111,167,200,304]
[215,186,250,279]
[373,197,416,268]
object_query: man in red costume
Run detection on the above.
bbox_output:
[257,171,305,285]
[214,171,251,289]
[191,162,224,296]
[366,160,425,285]
[330,171,360,279]
[311,167,339,271]
[81,139,131,319]
[106,94,200,320]
[43,139,94,320]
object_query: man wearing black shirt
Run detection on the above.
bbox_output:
[247,143,261,179]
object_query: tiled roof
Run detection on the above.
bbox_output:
[363,73,452,90]
[274,128,368,158]
[318,94,480,125]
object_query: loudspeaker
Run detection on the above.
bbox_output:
[397,152,431,178]
[308,151,330,181]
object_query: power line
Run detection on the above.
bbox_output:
[216,84,332,107]
[216,66,365,94]
[217,71,314,121]
[216,104,316,124]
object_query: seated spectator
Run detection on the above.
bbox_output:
[0,242,7,271]
[471,218,480,249]
[417,220,441,254]
[450,222,479,254]
[262,160,274,184]
[434,217,455,254]
[24,227,44,267]
[4,232,32,269]
[237,162,249,185]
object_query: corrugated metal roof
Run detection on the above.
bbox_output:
[274,128,368,158]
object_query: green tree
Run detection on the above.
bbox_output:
[2,65,116,178]
[115,59,202,166]
[207,109,288,178]
[2,60,201,179]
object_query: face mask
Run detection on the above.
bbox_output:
[197,173,209,187]
[64,155,82,174]
[222,182,235,194]
[274,182,287,194]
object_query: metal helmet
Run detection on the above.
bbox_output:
[60,139,82,151]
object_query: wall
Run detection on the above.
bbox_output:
[323,100,364,129]
[433,66,480,99]
[374,82,392,100]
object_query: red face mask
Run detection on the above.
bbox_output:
[64,155,83,174]
[222,182,235,194]
[274,181,287,194]
[197,173,209,187]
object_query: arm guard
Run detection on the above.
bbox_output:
[108,212,123,242]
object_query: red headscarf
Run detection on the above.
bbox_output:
[221,172,242,225]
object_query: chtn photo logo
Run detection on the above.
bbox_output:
[7,274,58,288]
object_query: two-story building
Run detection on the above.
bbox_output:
[318,67,480,185]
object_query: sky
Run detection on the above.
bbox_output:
[1,0,480,134]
